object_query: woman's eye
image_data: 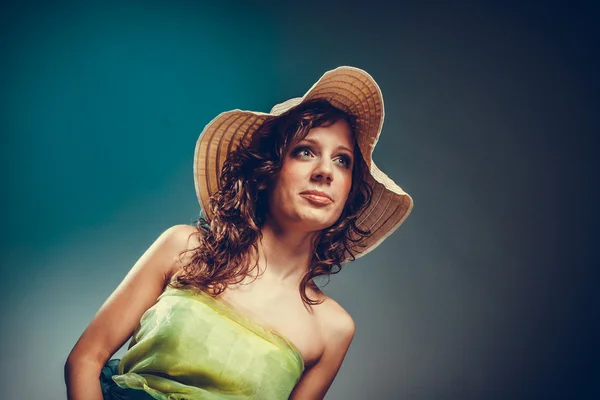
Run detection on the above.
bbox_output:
[336,155,352,168]
[293,147,352,168]
[294,147,313,158]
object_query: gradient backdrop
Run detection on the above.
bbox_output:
[1,1,598,399]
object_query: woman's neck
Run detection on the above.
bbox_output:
[254,221,317,288]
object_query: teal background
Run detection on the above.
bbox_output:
[1,1,598,399]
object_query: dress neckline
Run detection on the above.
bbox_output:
[161,286,306,372]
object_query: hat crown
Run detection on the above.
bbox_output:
[269,97,302,115]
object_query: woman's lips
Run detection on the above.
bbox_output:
[299,192,333,205]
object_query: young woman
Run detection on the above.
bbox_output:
[65,66,413,400]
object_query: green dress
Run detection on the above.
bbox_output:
[101,286,305,400]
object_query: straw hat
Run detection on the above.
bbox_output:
[194,66,413,261]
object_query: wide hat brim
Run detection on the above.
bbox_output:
[194,66,414,262]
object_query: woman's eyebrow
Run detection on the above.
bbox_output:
[299,138,354,154]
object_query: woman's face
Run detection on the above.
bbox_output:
[267,119,355,233]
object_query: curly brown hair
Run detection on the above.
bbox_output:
[170,99,374,305]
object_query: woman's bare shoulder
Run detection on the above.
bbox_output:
[167,224,201,247]
[314,292,356,340]
[163,224,202,271]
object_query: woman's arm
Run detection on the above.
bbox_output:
[64,224,198,400]
[288,309,356,400]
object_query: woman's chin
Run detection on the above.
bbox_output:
[297,213,341,232]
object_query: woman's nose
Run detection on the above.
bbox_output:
[311,159,334,183]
